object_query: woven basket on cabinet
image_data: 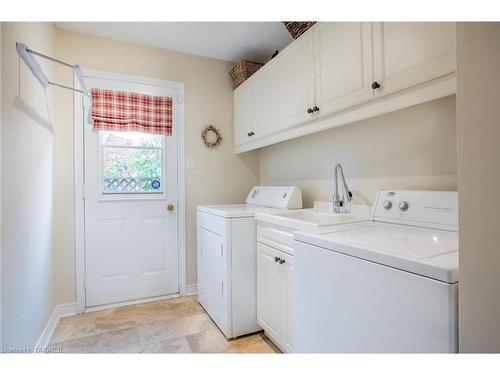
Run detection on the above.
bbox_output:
[229,60,264,89]
[282,22,316,39]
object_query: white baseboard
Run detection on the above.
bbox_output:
[36,303,77,350]
[186,283,197,296]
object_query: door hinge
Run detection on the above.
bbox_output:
[221,244,224,257]
[221,280,224,294]
[82,185,86,199]
[83,276,87,291]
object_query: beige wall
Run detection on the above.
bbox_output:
[260,95,457,207]
[53,28,260,304]
[457,22,500,353]
[1,22,56,347]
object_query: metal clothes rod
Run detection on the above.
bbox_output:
[49,81,87,95]
[26,48,75,69]
[16,42,90,97]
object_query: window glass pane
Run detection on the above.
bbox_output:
[102,146,162,194]
[101,131,162,148]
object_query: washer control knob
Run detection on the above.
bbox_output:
[383,200,392,210]
[399,201,409,211]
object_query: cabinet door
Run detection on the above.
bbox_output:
[372,22,456,96]
[251,63,278,139]
[234,82,254,146]
[276,30,316,131]
[234,63,277,145]
[257,243,283,345]
[281,252,295,353]
[314,22,374,117]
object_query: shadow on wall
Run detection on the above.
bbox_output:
[13,95,53,133]
[14,56,54,133]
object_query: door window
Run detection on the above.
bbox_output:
[100,131,164,194]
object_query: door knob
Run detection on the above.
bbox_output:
[371,81,381,89]
[274,256,280,263]
[307,108,313,114]
[167,203,175,211]
[312,106,319,112]
[279,259,286,264]
[247,131,255,137]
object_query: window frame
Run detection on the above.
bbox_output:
[97,131,167,202]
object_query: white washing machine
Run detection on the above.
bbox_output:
[197,186,302,338]
[293,190,459,353]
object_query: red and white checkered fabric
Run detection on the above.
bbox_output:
[91,88,173,136]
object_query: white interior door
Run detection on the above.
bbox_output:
[83,73,181,308]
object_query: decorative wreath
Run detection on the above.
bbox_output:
[201,125,223,148]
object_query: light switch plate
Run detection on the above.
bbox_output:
[187,156,195,169]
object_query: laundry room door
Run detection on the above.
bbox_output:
[82,72,181,308]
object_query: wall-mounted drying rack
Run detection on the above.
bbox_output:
[16,42,90,97]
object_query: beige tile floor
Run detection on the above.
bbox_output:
[50,296,280,353]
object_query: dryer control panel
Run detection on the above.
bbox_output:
[245,186,302,209]
[373,190,458,231]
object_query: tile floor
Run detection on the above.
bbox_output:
[50,296,280,353]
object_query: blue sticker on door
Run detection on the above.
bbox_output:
[151,179,161,190]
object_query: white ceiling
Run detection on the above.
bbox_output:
[55,22,294,63]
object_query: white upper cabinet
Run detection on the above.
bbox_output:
[234,60,278,146]
[276,29,316,130]
[234,81,254,146]
[372,22,456,96]
[234,22,457,153]
[251,61,278,138]
[314,22,374,117]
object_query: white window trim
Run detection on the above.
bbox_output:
[74,69,186,313]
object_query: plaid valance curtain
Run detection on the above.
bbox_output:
[91,88,173,136]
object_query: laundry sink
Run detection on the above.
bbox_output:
[255,202,372,231]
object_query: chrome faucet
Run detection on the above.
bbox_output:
[333,163,353,213]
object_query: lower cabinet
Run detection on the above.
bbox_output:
[257,242,294,352]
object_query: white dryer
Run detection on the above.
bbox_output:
[197,186,302,338]
[293,190,459,353]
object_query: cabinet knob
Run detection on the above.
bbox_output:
[247,131,255,137]
[371,81,381,89]
[274,256,280,263]
[279,259,286,264]
[307,108,313,114]
[312,106,319,112]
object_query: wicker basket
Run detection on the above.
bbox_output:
[230,60,264,89]
[282,22,316,39]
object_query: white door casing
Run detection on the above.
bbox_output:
[74,70,185,311]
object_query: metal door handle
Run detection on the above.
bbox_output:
[167,203,175,211]
[279,259,285,264]
[274,256,280,263]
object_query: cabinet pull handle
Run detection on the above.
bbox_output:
[307,108,313,114]
[371,81,381,89]
[274,256,280,263]
[312,106,319,112]
[247,131,255,137]
[279,259,286,264]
